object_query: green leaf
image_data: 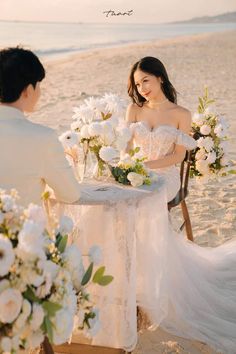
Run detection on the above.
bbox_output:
[23,286,41,303]
[228,170,236,174]
[134,146,140,154]
[55,234,63,248]
[92,266,105,283]
[42,316,53,343]
[97,275,114,286]
[42,301,62,317]
[58,235,68,253]
[81,262,94,286]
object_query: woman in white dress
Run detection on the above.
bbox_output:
[126,56,236,354]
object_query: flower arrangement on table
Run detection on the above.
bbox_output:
[59,93,132,180]
[190,87,235,181]
[0,189,113,353]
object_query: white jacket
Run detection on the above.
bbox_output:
[0,105,80,206]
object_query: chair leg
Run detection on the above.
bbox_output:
[181,200,194,242]
[41,337,54,354]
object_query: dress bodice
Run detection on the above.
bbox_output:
[130,121,197,161]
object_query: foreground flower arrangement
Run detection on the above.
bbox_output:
[191,88,235,181]
[0,189,113,353]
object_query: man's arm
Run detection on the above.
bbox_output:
[42,130,80,203]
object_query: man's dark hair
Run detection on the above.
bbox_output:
[0,47,45,103]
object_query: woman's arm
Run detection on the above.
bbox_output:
[125,103,137,152]
[145,109,192,169]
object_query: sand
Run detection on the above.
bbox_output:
[33,29,236,353]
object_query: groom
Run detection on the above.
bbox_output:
[0,47,81,206]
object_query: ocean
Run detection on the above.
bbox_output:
[0,21,235,60]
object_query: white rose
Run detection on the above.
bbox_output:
[1,337,12,352]
[0,279,10,293]
[22,299,31,319]
[206,151,216,164]
[197,137,214,152]
[99,146,119,163]
[127,172,144,187]
[17,220,45,258]
[192,113,204,125]
[88,245,103,265]
[195,148,206,161]
[30,304,45,331]
[57,215,74,235]
[59,131,80,149]
[88,122,103,137]
[80,124,91,139]
[0,234,15,276]
[200,124,211,135]
[0,288,23,323]
[51,309,74,345]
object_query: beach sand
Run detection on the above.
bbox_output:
[34,29,236,353]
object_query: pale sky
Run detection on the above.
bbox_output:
[1,0,236,24]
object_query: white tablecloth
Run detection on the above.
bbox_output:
[63,178,169,351]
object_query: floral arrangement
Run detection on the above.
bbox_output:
[0,189,113,353]
[110,148,152,187]
[59,93,131,179]
[190,87,235,181]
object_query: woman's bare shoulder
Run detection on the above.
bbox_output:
[126,102,141,123]
[170,104,191,122]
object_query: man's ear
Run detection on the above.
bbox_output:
[22,84,33,98]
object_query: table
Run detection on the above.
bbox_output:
[62,177,169,352]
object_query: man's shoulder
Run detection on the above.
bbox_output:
[23,119,57,140]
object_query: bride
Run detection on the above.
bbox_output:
[126,56,236,354]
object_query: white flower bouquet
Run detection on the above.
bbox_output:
[110,148,152,187]
[59,93,132,179]
[0,189,113,353]
[190,88,235,181]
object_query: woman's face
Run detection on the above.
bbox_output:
[133,69,162,100]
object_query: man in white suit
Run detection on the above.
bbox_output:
[0,47,81,206]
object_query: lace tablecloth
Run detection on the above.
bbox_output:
[63,178,169,351]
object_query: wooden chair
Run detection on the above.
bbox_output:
[168,150,194,242]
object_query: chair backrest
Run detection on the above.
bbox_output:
[180,150,192,193]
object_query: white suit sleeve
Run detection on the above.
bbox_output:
[43,130,80,203]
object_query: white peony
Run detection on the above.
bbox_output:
[80,124,91,139]
[0,234,15,276]
[88,245,103,265]
[59,131,80,149]
[51,309,74,345]
[206,151,216,164]
[57,215,74,235]
[30,304,45,331]
[127,172,144,187]
[99,146,119,163]
[88,122,103,137]
[192,113,204,126]
[0,288,23,323]
[200,124,211,135]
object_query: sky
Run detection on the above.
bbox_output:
[0,0,236,24]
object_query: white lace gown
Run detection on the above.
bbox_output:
[131,122,236,354]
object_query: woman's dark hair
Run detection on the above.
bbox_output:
[128,56,177,106]
[0,47,45,103]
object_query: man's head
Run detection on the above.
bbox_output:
[0,47,45,112]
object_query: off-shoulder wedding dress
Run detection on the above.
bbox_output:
[130,121,236,354]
